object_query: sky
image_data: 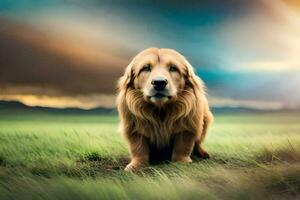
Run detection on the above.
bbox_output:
[0,0,300,109]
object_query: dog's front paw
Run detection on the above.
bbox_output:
[125,162,140,171]
[172,155,192,163]
[124,159,148,171]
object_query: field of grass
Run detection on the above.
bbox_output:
[0,111,299,200]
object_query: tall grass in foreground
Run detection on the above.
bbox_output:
[0,112,299,200]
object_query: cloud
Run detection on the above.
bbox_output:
[214,0,300,72]
[245,61,300,71]
[0,17,129,95]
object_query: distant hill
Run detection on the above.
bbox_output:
[211,106,300,114]
[0,100,298,115]
[0,100,116,115]
[211,106,261,114]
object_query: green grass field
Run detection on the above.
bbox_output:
[0,111,299,200]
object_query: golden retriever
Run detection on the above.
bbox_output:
[116,48,213,171]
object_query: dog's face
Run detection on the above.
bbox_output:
[120,48,198,107]
[134,49,187,105]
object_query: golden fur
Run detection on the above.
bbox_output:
[116,48,213,171]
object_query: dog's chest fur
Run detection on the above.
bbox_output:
[133,106,197,147]
[121,88,203,148]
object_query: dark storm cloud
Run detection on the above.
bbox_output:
[0,18,127,96]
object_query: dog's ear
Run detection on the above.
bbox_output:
[184,59,205,96]
[117,60,135,91]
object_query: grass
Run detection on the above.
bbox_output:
[0,111,299,200]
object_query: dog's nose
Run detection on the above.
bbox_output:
[151,77,168,91]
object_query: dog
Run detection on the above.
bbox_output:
[116,48,213,171]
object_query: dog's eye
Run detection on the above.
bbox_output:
[141,64,151,72]
[169,64,178,72]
